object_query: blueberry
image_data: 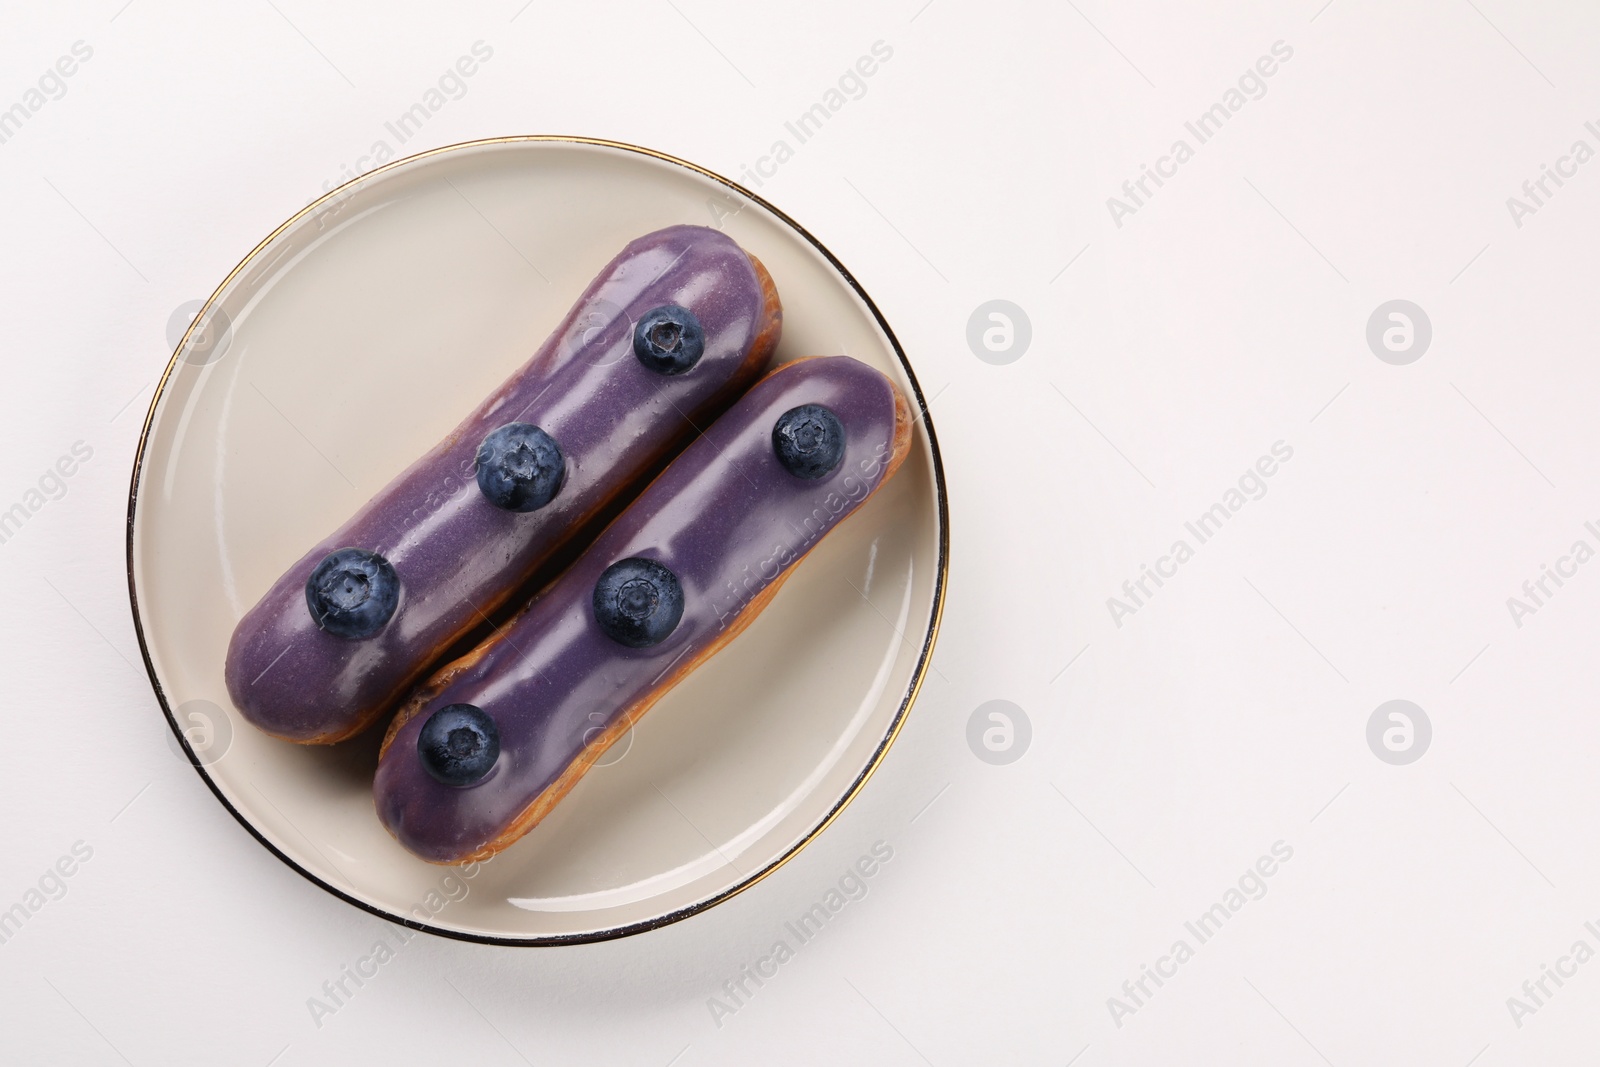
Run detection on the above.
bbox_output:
[633,305,705,375]
[593,558,684,648]
[772,404,845,479]
[476,423,564,512]
[305,548,399,639]
[418,703,500,787]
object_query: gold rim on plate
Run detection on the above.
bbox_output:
[125,135,950,945]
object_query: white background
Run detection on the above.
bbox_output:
[2,0,1598,1063]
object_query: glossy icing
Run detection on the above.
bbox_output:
[375,356,910,863]
[225,225,780,742]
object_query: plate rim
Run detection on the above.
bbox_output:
[124,134,950,946]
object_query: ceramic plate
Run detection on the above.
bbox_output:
[127,137,946,943]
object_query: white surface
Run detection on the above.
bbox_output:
[1,0,1596,1063]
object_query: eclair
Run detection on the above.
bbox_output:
[225,226,782,743]
[374,355,912,864]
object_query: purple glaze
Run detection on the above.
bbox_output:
[374,356,907,864]
[225,226,780,742]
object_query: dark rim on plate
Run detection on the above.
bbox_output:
[125,136,950,946]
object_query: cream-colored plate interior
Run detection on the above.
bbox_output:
[128,138,945,942]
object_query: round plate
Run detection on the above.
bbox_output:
[127,137,947,944]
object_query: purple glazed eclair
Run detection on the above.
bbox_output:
[225,226,782,743]
[374,355,912,864]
